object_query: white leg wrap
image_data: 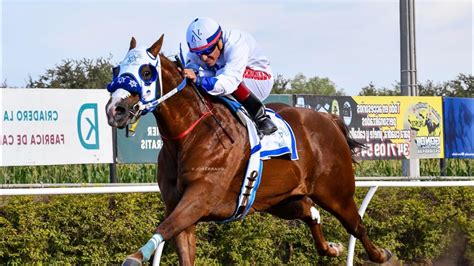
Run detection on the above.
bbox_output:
[139,233,163,262]
[310,206,321,224]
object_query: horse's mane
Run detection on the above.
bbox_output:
[159,53,182,86]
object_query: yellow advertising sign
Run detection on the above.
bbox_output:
[352,96,444,159]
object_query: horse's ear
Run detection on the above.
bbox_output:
[129,37,137,51]
[148,34,164,58]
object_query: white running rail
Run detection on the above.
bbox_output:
[2,179,473,196]
[1,180,473,265]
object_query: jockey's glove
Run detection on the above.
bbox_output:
[185,62,201,74]
[196,76,218,92]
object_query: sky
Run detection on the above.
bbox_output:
[1,0,472,96]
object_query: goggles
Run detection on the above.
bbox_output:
[193,43,217,57]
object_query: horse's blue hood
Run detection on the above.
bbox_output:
[107,75,141,95]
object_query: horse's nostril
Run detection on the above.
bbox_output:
[115,106,126,116]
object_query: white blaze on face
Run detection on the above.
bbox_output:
[106,89,131,117]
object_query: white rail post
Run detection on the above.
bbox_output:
[152,241,165,265]
[346,185,379,266]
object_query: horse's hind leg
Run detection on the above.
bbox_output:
[313,195,392,263]
[343,201,392,263]
[266,196,344,257]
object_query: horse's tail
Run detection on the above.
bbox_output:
[328,114,363,163]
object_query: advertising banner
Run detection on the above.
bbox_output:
[116,114,161,164]
[0,89,113,166]
[264,94,293,106]
[444,97,474,158]
[294,95,444,160]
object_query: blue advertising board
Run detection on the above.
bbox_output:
[116,114,161,163]
[443,97,474,158]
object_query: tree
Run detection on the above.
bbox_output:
[272,73,345,96]
[359,74,473,97]
[358,82,400,96]
[27,57,113,89]
[272,74,290,94]
[419,74,474,97]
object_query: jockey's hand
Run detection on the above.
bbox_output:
[183,69,197,83]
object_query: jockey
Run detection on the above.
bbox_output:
[183,17,278,136]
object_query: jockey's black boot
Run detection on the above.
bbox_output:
[242,93,278,136]
[232,83,278,136]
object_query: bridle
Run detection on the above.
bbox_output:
[107,48,233,142]
[107,47,190,123]
[129,77,188,124]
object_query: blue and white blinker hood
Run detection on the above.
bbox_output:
[107,47,163,115]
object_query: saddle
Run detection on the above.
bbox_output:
[217,96,299,222]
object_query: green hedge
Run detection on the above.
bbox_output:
[1,187,472,265]
[1,159,473,184]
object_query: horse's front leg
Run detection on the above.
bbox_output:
[123,180,222,265]
[174,224,197,266]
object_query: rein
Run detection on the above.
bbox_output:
[116,53,234,143]
[129,78,188,123]
[128,76,214,141]
[173,56,235,143]
[160,110,213,140]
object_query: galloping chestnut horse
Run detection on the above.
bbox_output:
[105,35,391,265]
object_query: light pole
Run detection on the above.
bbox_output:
[400,0,420,177]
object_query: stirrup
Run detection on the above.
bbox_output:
[258,117,278,136]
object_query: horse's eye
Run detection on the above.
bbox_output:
[139,64,156,83]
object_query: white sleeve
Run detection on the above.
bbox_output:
[186,51,201,66]
[211,40,250,96]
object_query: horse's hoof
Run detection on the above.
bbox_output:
[328,242,344,256]
[122,256,142,266]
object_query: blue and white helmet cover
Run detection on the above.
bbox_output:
[186,17,222,53]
